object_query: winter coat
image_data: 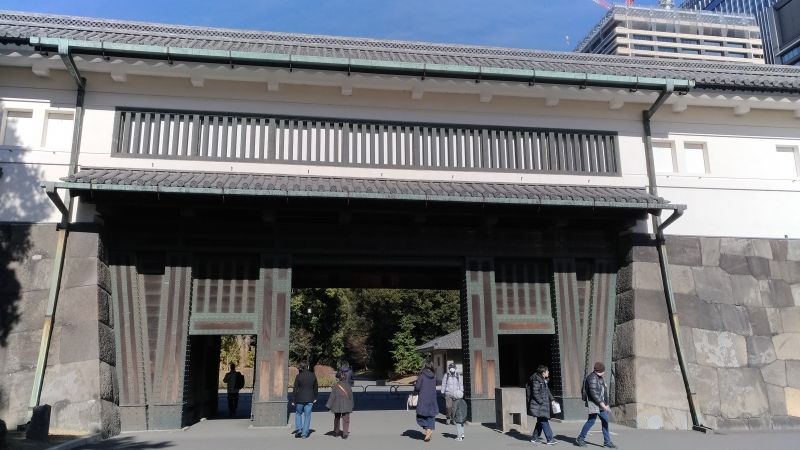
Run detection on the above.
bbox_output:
[441,372,464,397]
[293,369,319,404]
[414,368,439,418]
[582,371,608,414]
[326,381,354,413]
[452,398,469,424]
[526,373,554,418]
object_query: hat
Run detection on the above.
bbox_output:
[594,362,606,373]
[448,363,456,370]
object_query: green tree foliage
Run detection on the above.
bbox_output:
[289,288,350,367]
[390,317,424,375]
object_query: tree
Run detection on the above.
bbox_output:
[390,317,424,375]
[289,288,350,367]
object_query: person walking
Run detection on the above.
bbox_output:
[292,364,318,439]
[441,363,464,425]
[527,365,557,445]
[575,362,616,448]
[326,370,354,439]
[452,395,468,441]
[414,360,438,442]
[222,363,244,416]
[339,360,354,386]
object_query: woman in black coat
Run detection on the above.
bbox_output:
[526,365,556,445]
[413,360,438,442]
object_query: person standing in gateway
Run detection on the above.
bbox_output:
[222,363,245,416]
[575,362,617,448]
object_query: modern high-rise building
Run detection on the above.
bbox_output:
[680,0,782,62]
[774,0,800,65]
[577,5,765,63]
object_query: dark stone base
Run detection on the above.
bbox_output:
[468,398,495,424]
[252,401,288,427]
[26,404,51,441]
[148,405,183,430]
[561,397,586,421]
[119,406,147,432]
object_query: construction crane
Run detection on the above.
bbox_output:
[592,0,635,8]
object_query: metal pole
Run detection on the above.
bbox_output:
[641,90,710,433]
[28,46,86,416]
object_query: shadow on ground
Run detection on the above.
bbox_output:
[82,435,175,449]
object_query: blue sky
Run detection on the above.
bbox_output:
[2,0,664,51]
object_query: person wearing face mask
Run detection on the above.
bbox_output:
[527,365,557,445]
[441,363,463,425]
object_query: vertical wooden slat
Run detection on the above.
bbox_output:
[209,116,219,158]
[498,130,508,169]
[151,114,162,157]
[120,112,132,155]
[413,126,421,167]
[131,112,142,155]
[230,117,240,159]
[248,118,256,160]
[423,127,431,167]
[141,113,153,156]
[180,115,190,158]
[439,128,448,168]
[190,115,200,158]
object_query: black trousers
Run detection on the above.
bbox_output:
[227,392,239,415]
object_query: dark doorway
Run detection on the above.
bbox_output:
[499,334,560,398]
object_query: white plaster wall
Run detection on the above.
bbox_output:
[2,66,800,239]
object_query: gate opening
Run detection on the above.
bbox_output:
[499,334,561,399]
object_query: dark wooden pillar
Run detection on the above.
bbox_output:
[462,257,499,423]
[252,254,292,426]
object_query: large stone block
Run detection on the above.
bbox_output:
[692,267,733,304]
[687,363,720,416]
[718,368,769,419]
[675,294,723,331]
[788,240,800,262]
[98,322,115,366]
[716,304,753,335]
[700,237,721,267]
[61,257,99,289]
[719,254,750,275]
[98,288,111,326]
[781,307,800,333]
[787,361,800,389]
[773,416,800,429]
[40,360,100,410]
[787,388,800,417]
[11,288,48,333]
[666,236,702,267]
[633,262,664,291]
[765,280,795,308]
[761,360,787,387]
[773,334,800,360]
[793,284,800,307]
[98,361,114,402]
[747,306,773,336]
[58,321,100,364]
[616,264,633,294]
[616,289,669,325]
[99,399,120,438]
[767,384,788,415]
[633,358,689,410]
[746,335,776,367]
[766,308,784,334]
[615,319,670,361]
[770,261,800,284]
[64,232,99,259]
[668,265,695,295]
[3,329,42,373]
[48,399,103,435]
[55,285,99,326]
[612,357,636,405]
[668,326,696,364]
[614,402,689,430]
[747,257,772,280]
[771,240,788,262]
[693,329,747,368]
[721,238,772,258]
[730,275,762,307]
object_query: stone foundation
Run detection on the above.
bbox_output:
[0,223,119,436]
[614,234,800,431]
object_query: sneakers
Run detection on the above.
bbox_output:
[546,440,558,445]
[574,437,587,447]
[342,433,349,440]
[604,443,617,449]
[456,436,463,442]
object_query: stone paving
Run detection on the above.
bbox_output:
[79,409,799,450]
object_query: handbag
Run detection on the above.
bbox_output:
[407,394,419,409]
[551,401,561,415]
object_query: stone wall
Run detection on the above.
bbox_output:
[614,234,800,431]
[0,223,118,436]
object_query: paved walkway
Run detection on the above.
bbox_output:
[81,409,799,450]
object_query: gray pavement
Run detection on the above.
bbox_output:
[80,408,799,450]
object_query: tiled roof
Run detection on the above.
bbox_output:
[416,331,462,352]
[54,168,683,211]
[2,10,800,93]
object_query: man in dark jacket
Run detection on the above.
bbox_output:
[576,362,616,448]
[292,364,318,439]
[526,365,556,445]
[222,363,244,416]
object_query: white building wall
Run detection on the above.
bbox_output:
[2,65,799,239]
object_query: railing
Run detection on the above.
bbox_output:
[112,108,620,175]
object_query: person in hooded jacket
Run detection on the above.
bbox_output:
[338,360,354,386]
[326,370,354,439]
[526,365,557,445]
[414,360,438,442]
[452,396,468,441]
[441,362,463,425]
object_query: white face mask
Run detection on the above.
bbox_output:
[449,368,456,373]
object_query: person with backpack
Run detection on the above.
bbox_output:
[441,363,464,425]
[452,395,468,441]
[575,362,616,448]
[326,370,354,439]
[222,363,245,416]
[526,365,557,445]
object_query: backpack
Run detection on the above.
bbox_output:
[581,374,588,402]
[235,372,245,390]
